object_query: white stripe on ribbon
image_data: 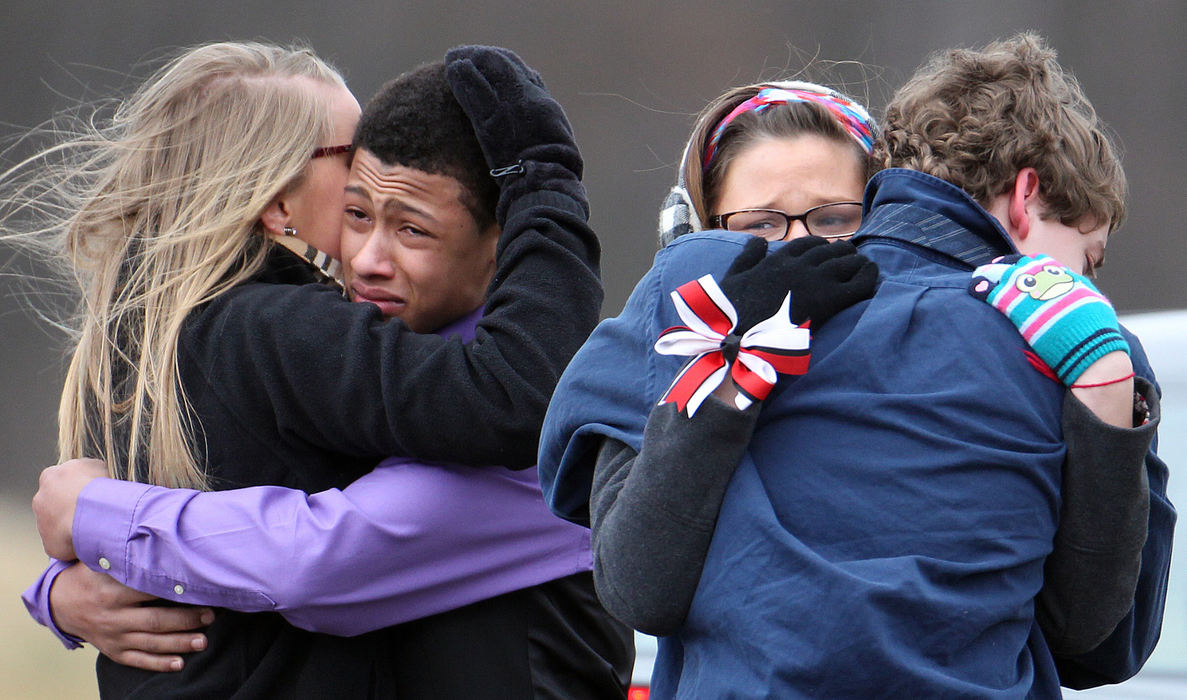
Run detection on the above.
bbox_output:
[655,275,810,416]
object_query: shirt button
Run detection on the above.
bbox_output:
[97,557,111,570]
[174,584,185,595]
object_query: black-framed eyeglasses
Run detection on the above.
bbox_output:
[311,144,353,159]
[710,202,863,240]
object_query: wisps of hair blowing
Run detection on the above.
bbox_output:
[875,32,1126,231]
[0,42,343,488]
[682,84,879,227]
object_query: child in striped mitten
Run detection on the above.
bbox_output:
[969,254,1129,387]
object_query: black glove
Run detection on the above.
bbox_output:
[445,45,584,222]
[719,236,878,334]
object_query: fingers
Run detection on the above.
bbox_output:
[104,648,187,673]
[120,629,208,655]
[94,607,213,673]
[51,562,214,673]
[788,237,852,268]
[832,260,880,307]
[725,236,768,276]
[478,47,545,90]
[446,45,518,70]
[444,44,480,64]
[823,257,879,304]
[851,260,880,290]
[444,60,499,122]
[783,245,877,327]
[486,46,544,88]
[61,457,110,478]
[447,47,521,103]
[447,45,559,131]
[33,465,82,561]
[447,45,542,90]
[54,562,213,634]
[92,606,213,674]
[781,238,874,287]
[129,605,214,635]
[817,251,876,284]
[780,235,832,257]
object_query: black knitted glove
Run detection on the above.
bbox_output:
[444,45,585,224]
[719,236,879,333]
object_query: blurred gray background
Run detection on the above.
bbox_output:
[3,0,1185,499]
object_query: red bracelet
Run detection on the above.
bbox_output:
[1070,371,1135,389]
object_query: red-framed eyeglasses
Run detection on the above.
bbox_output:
[311,144,353,159]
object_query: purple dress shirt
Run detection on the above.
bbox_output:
[23,307,592,646]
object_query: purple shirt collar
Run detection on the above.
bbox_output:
[433,305,484,343]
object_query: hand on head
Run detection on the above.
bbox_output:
[444,45,586,225]
[444,45,580,176]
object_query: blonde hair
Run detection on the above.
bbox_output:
[1,42,345,488]
[875,32,1126,231]
[681,84,879,226]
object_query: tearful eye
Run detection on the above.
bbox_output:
[344,207,371,229]
[719,210,790,240]
[1016,274,1038,291]
[729,213,783,232]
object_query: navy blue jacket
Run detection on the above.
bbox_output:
[539,169,1172,698]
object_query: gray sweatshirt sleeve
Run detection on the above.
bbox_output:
[589,397,759,636]
[1037,377,1160,656]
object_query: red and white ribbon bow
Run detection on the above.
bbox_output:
[655,274,811,416]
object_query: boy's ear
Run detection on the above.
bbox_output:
[259,196,291,236]
[1006,167,1041,241]
[482,222,500,268]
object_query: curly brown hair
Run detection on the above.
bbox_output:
[875,32,1126,232]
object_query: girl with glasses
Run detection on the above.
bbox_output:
[540,73,1157,696]
[658,81,877,247]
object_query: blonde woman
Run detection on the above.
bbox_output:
[8,42,608,697]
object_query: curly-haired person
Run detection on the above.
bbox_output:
[540,33,1170,698]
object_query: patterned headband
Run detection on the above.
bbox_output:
[702,84,876,170]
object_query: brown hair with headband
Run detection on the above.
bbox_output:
[682,83,880,229]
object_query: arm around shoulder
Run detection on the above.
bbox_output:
[1038,377,1158,655]
[188,196,601,469]
[1053,375,1176,687]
